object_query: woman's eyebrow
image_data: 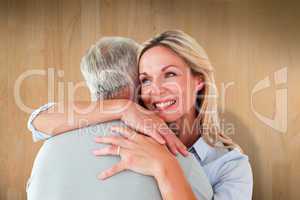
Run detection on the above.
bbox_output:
[161,65,177,72]
[139,72,148,76]
[139,65,179,76]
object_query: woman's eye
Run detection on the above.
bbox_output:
[165,72,177,78]
[140,78,151,85]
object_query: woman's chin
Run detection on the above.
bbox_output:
[157,113,181,123]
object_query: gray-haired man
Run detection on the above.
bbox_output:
[27,37,213,200]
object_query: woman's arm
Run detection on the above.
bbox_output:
[30,99,188,155]
[32,99,127,136]
[154,159,197,200]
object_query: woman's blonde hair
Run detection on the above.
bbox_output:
[138,30,240,150]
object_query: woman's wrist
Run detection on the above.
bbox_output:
[153,155,181,189]
[154,157,197,200]
[154,156,180,182]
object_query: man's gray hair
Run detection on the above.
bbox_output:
[80,37,140,101]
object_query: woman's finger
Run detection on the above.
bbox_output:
[93,145,119,156]
[98,161,125,180]
[162,134,178,155]
[159,124,189,156]
[111,126,142,142]
[161,133,188,156]
[124,120,166,145]
[94,136,135,149]
[175,139,189,157]
[157,122,175,137]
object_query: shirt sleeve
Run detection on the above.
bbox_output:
[212,152,253,200]
[27,102,56,142]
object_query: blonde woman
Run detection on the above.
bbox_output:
[29,30,253,199]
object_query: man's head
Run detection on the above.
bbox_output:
[80,37,140,101]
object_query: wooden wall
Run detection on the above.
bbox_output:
[0,0,299,199]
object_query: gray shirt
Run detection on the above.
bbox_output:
[27,120,213,200]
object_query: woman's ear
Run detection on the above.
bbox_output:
[195,76,205,92]
[196,81,204,92]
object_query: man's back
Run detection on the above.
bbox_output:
[27,121,213,200]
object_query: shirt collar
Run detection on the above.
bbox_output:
[188,137,210,162]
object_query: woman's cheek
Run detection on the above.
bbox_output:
[177,78,195,110]
[140,91,152,109]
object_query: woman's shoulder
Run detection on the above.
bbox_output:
[193,137,249,165]
[207,147,252,180]
[194,138,252,186]
[208,145,249,166]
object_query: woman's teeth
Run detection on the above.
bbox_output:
[154,100,176,109]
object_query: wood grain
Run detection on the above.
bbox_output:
[0,0,299,199]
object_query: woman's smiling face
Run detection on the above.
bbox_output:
[139,45,204,122]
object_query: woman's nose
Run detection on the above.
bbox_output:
[149,79,164,97]
[149,84,161,97]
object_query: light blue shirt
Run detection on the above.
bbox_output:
[189,139,253,200]
[28,103,253,200]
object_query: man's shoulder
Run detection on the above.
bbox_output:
[28,120,162,200]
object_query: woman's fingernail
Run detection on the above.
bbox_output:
[184,150,189,156]
[174,150,178,155]
[98,173,105,180]
[92,150,99,155]
[159,138,166,144]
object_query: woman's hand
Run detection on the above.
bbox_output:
[93,126,177,179]
[121,101,188,156]
[93,126,197,200]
